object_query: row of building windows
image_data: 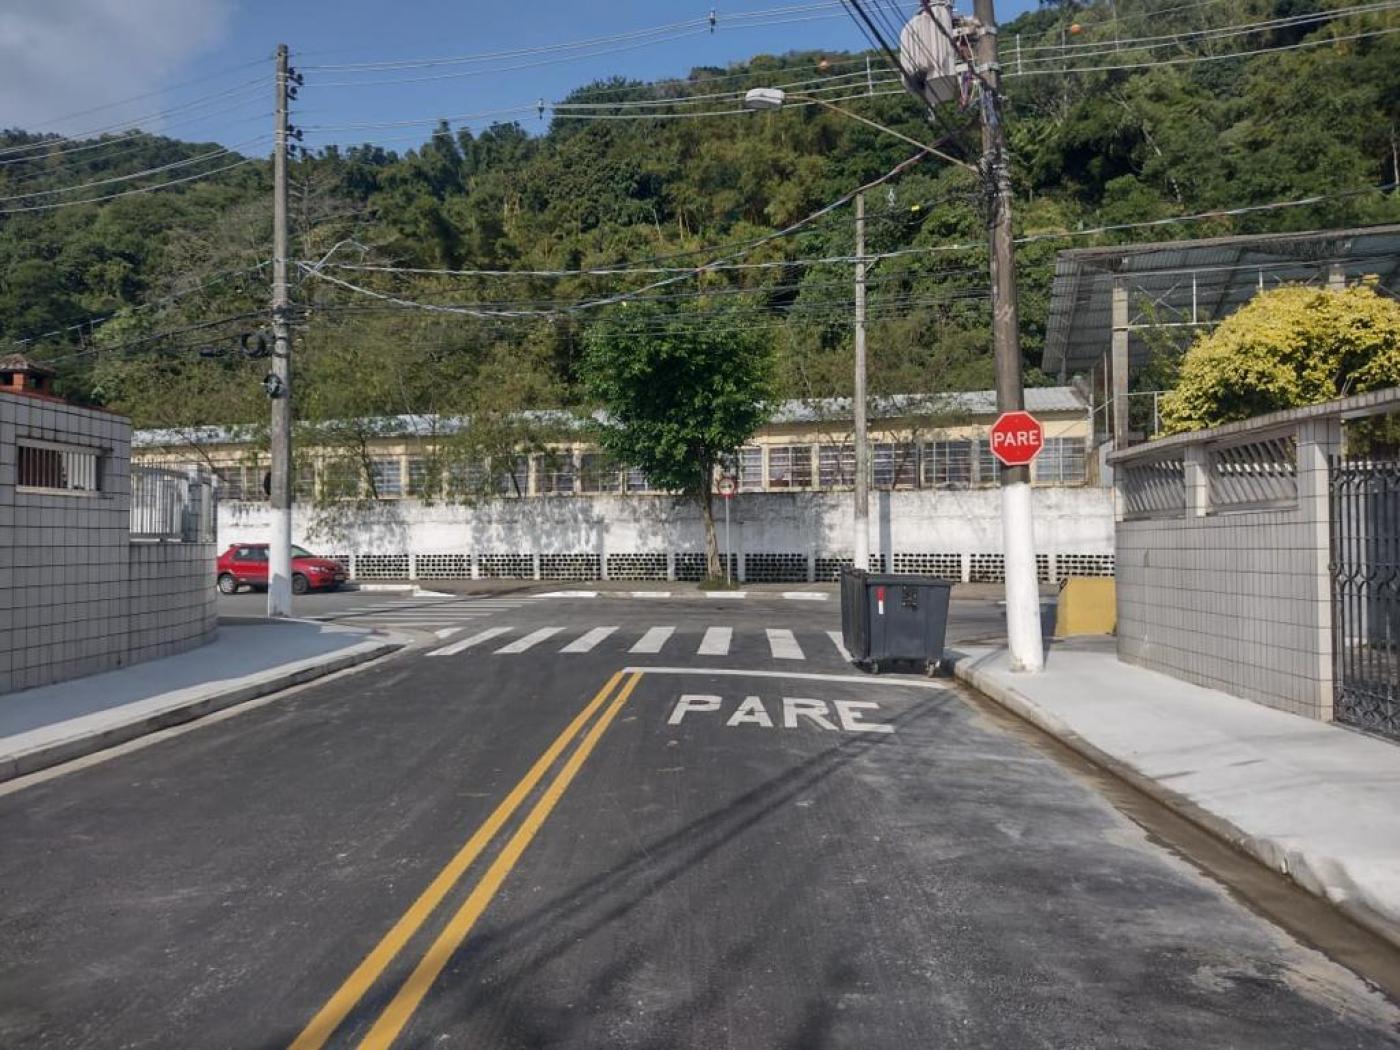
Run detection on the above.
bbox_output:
[742,438,1088,489]
[202,437,1088,502]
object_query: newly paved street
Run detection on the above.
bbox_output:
[1,595,1397,1048]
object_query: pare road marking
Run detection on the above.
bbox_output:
[666,693,893,734]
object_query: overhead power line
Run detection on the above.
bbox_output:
[0,79,268,162]
[300,2,846,72]
[12,263,271,347]
[299,149,935,318]
[298,181,1396,321]
[5,56,269,138]
[31,311,269,366]
[311,244,978,280]
[0,157,260,215]
[0,137,270,203]
[1012,1,1400,65]
[1008,24,1400,77]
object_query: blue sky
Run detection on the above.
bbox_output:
[2,1,1039,153]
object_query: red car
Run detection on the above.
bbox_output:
[216,543,348,595]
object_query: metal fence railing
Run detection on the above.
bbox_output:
[130,467,215,542]
[1330,456,1400,739]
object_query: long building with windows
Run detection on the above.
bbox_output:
[132,386,1113,584]
[134,387,1095,500]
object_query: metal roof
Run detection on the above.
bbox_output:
[1041,224,1400,379]
[132,387,1086,448]
[767,387,1085,423]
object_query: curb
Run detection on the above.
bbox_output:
[950,648,1400,953]
[0,638,404,785]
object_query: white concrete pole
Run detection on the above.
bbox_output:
[975,0,1043,672]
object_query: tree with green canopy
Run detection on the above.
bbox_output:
[1159,284,1400,435]
[581,301,775,580]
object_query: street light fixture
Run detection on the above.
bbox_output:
[745,81,1045,673]
[742,87,973,576]
[742,88,974,172]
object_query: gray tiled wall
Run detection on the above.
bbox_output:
[1115,420,1336,720]
[0,393,216,695]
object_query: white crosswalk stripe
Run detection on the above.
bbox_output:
[560,626,618,653]
[312,595,545,629]
[426,627,511,657]
[698,627,732,656]
[630,626,675,654]
[766,628,804,660]
[495,627,563,654]
[420,624,843,662]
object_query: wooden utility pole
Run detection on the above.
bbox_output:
[268,43,294,617]
[971,0,1044,671]
[853,190,870,573]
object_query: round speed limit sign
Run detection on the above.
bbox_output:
[717,476,737,498]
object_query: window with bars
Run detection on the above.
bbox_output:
[739,446,763,491]
[922,440,973,488]
[494,456,530,496]
[625,466,650,493]
[17,441,102,493]
[320,459,360,499]
[294,463,317,500]
[369,457,403,498]
[1034,437,1088,485]
[406,456,435,497]
[767,445,813,489]
[444,458,486,497]
[242,460,269,502]
[579,453,622,493]
[819,444,855,488]
[537,452,576,495]
[873,442,918,489]
[976,440,1000,486]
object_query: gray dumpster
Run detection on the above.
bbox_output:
[840,569,952,676]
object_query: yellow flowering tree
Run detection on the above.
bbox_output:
[1159,285,1400,435]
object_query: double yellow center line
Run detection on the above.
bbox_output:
[290,669,644,1050]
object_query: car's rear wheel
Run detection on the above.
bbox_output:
[291,573,310,595]
[217,573,239,595]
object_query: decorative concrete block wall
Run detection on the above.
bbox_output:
[1113,414,1339,720]
[0,391,216,695]
[217,486,1116,584]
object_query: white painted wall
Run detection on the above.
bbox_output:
[218,487,1114,582]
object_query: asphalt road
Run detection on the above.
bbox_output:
[1,596,1397,1048]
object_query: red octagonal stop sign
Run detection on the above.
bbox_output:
[989,410,1044,467]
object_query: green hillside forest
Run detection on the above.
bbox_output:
[2,0,1397,446]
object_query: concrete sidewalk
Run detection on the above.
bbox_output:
[953,636,1400,950]
[0,620,403,783]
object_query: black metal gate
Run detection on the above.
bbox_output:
[1330,457,1400,739]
